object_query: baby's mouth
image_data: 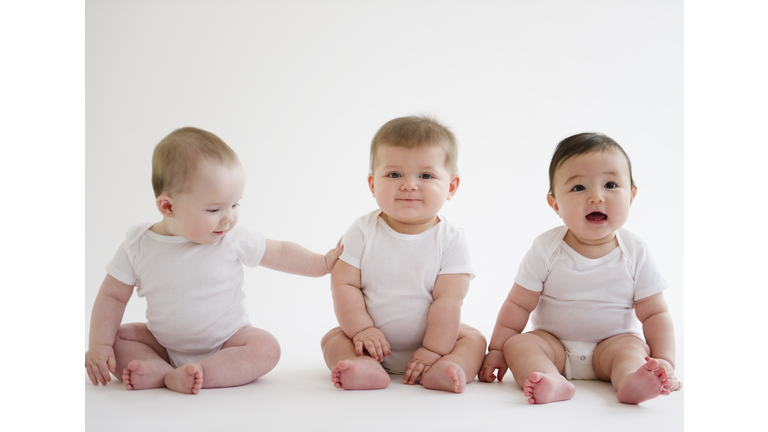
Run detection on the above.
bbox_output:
[586,212,607,221]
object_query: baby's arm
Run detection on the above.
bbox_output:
[331,260,390,361]
[403,273,469,384]
[260,238,343,277]
[479,283,541,383]
[85,274,134,386]
[636,292,681,391]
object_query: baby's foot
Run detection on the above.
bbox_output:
[164,363,204,395]
[331,358,390,390]
[122,359,171,390]
[421,360,467,393]
[524,372,576,404]
[616,357,673,404]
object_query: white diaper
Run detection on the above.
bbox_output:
[165,346,221,369]
[561,340,599,380]
[381,349,416,375]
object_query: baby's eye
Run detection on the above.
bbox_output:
[604,181,617,189]
[207,209,220,213]
[419,173,433,180]
[232,203,240,209]
[387,172,401,178]
[571,185,586,192]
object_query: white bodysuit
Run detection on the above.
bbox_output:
[106,223,266,367]
[339,210,474,373]
[515,226,668,344]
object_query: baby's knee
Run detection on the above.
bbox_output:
[320,326,347,349]
[115,323,144,342]
[459,324,487,347]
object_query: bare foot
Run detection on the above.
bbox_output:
[331,358,390,390]
[164,363,204,395]
[616,357,673,404]
[122,359,171,390]
[421,360,467,393]
[524,372,576,404]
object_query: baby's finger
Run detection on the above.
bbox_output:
[407,363,425,385]
[497,366,507,382]
[364,340,379,361]
[355,341,364,357]
[99,362,112,384]
[86,364,98,386]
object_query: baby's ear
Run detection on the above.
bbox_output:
[156,195,174,217]
[546,194,561,216]
[446,175,460,200]
[630,187,638,205]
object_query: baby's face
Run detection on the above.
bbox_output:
[368,144,458,234]
[166,161,246,244]
[547,149,636,247]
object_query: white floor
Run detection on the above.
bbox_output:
[85,356,683,432]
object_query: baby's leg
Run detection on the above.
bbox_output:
[320,327,390,390]
[593,334,675,404]
[164,326,281,394]
[113,323,173,391]
[421,324,486,393]
[504,330,575,404]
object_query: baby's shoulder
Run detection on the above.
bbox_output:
[123,222,155,246]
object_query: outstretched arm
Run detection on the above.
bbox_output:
[403,273,469,384]
[331,260,390,361]
[636,292,680,390]
[260,238,343,277]
[479,283,541,383]
[85,274,134,386]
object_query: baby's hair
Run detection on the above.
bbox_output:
[151,126,240,198]
[548,132,636,196]
[370,115,459,176]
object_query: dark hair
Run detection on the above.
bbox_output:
[548,132,635,195]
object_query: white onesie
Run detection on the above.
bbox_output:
[106,223,266,367]
[339,210,474,373]
[515,226,667,379]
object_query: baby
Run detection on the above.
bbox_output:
[85,127,342,394]
[320,115,486,393]
[479,132,682,404]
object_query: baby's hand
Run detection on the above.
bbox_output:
[324,238,344,274]
[403,347,443,385]
[85,344,116,386]
[352,327,391,362]
[479,349,508,383]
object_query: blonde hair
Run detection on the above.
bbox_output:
[151,127,240,198]
[370,115,459,175]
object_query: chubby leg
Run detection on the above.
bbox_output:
[164,326,281,394]
[420,324,486,393]
[320,327,390,390]
[113,323,173,391]
[593,334,675,404]
[504,330,575,404]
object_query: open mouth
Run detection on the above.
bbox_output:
[585,212,607,221]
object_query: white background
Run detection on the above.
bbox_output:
[6,0,767,430]
[85,0,683,368]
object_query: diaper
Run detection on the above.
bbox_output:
[166,346,221,369]
[561,340,599,380]
[381,349,416,375]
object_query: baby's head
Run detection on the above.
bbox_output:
[367,115,460,234]
[152,127,241,199]
[370,115,459,176]
[548,132,635,197]
[151,127,245,244]
[547,132,637,246]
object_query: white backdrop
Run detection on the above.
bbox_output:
[85,0,683,373]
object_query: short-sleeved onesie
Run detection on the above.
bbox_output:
[339,210,474,373]
[106,223,266,367]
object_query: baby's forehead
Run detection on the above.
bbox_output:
[555,149,630,176]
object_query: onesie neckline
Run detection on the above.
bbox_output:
[375,212,442,241]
